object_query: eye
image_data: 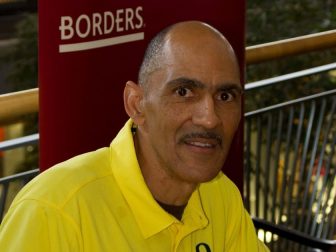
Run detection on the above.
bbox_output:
[175,86,193,97]
[218,91,234,101]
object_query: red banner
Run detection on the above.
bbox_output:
[39,1,245,189]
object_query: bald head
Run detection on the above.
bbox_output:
[138,21,239,87]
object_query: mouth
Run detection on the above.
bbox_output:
[187,141,215,148]
[179,132,222,151]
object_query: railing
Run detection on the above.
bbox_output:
[0,133,38,151]
[245,62,336,92]
[245,89,336,251]
[0,133,39,220]
[246,29,336,64]
[0,169,39,220]
[0,88,38,125]
[244,33,336,250]
[243,28,336,251]
[244,56,336,251]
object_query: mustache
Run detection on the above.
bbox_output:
[179,131,222,146]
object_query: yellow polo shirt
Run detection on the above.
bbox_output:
[0,120,268,251]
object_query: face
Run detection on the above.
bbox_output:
[136,31,242,185]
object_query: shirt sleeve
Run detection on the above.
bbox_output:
[0,199,82,252]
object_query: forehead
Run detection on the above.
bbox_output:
[154,35,241,88]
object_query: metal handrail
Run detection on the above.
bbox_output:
[0,133,39,151]
[0,168,39,221]
[253,218,336,251]
[245,89,336,117]
[0,88,38,125]
[245,62,336,91]
[246,29,336,64]
[0,133,39,220]
[0,169,39,184]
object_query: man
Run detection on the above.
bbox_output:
[0,21,268,251]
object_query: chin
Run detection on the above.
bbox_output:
[182,168,221,184]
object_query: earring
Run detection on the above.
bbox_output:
[131,124,137,134]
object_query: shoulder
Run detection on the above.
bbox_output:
[12,147,112,207]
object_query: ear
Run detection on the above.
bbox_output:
[123,81,145,126]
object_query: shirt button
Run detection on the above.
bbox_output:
[171,224,179,234]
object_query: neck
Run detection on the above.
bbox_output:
[156,200,187,220]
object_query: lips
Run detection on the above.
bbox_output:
[179,132,222,149]
[187,141,214,148]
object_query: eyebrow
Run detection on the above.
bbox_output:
[167,77,243,93]
[167,77,204,88]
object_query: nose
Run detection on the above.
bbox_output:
[192,95,221,129]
